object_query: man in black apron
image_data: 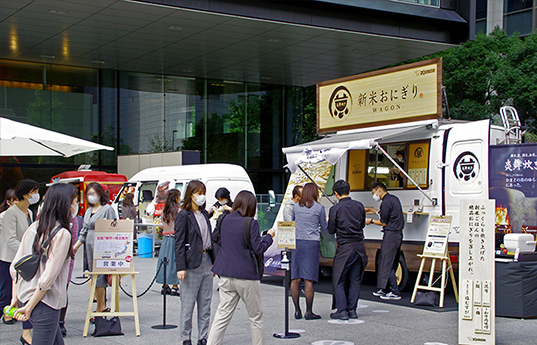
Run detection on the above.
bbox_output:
[328,180,368,320]
[366,182,404,301]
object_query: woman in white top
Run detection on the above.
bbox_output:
[9,183,77,345]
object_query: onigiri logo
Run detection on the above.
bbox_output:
[329,86,352,120]
[453,151,480,183]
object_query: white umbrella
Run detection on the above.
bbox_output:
[0,117,114,157]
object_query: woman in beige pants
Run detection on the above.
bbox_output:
[208,191,275,345]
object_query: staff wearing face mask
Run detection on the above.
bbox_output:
[208,187,233,219]
[390,148,406,188]
[365,182,404,301]
[73,182,117,321]
[0,179,39,343]
[175,180,214,345]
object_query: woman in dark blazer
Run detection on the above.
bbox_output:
[207,191,275,345]
[175,180,214,345]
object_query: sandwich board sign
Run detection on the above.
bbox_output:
[93,219,134,273]
[459,200,495,345]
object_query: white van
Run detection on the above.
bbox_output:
[112,163,255,223]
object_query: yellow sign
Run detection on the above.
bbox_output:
[93,219,134,273]
[347,150,367,191]
[407,141,430,188]
[277,221,296,249]
[317,58,442,133]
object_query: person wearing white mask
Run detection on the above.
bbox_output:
[175,180,214,345]
[0,179,39,343]
[73,182,117,320]
[365,182,404,301]
[208,187,233,220]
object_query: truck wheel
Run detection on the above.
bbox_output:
[395,252,409,291]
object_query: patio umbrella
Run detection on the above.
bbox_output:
[0,117,114,157]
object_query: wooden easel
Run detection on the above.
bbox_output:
[83,271,140,337]
[410,248,459,308]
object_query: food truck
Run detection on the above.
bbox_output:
[49,169,127,216]
[264,58,534,289]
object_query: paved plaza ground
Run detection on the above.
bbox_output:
[1,254,536,345]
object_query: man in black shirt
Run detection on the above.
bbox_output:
[328,180,368,320]
[366,182,404,301]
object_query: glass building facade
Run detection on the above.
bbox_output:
[0,59,306,196]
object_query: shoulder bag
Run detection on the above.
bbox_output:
[14,225,62,282]
[242,217,264,280]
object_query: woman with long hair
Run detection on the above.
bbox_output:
[156,189,181,296]
[73,182,117,318]
[121,193,137,220]
[0,179,39,343]
[208,191,275,345]
[175,180,214,345]
[207,187,233,219]
[0,189,17,213]
[291,182,327,320]
[9,183,77,345]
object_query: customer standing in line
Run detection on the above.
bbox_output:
[156,189,181,296]
[282,185,302,222]
[207,191,275,345]
[73,182,117,317]
[291,182,327,320]
[9,183,77,345]
[0,179,39,343]
[366,181,404,301]
[175,180,214,345]
[327,180,368,320]
[121,193,138,220]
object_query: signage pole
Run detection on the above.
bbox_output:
[273,249,300,339]
[152,257,177,330]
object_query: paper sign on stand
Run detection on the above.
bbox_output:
[277,221,296,249]
[93,219,134,273]
[459,200,495,345]
[423,215,451,257]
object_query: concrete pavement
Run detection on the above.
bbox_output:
[1,254,536,345]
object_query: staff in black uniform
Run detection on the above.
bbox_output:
[328,180,368,320]
[365,182,403,301]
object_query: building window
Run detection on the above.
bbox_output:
[394,0,440,6]
[505,0,533,13]
[476,0,487,19]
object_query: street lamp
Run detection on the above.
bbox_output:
[172,130,178,151]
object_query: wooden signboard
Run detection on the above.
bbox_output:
[317,58,442,134]
[93,219,134,273]
[459,200,495,345]
[277,221,296,249]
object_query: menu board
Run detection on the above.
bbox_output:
[93,219,134,273]
[423,215,451,257]
[277,221,296,249]
[459,200,495,345]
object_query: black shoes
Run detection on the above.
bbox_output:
[59,321,67,337]
[294,311,302,320]
[198,339,207,345]
[330,310,349,320]
[19,336,30,345]
[347,310,358,319]
[161,286,171,295]
[2,316,15,324]
[171,287,180,296]
[182,341,192,345]
[304,312,321,320]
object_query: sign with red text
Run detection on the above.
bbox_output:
[93,219,134,273]
[459,200,495,345]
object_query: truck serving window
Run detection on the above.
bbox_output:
[347,140,430,191]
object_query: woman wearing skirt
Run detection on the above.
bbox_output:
[156,189,181,296]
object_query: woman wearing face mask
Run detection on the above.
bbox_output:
[73,182,117,320]
[208,188,233,219]
[175,180,214,345]
[0,179,39,342]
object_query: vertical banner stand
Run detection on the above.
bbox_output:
[152,257,177,330]
[410,248,459,307]
[273,250,300,340]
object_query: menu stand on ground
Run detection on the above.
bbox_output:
[82,271,141,337]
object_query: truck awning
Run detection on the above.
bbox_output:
[282,119,439,154]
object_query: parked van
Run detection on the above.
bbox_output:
[267,118,510,289]
[49,170,127,216]
[112,163,255,223]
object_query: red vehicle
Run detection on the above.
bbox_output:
[49,170,127,216]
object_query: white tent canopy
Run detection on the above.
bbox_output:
[0,117,114,157]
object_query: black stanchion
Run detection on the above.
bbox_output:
[152,257,177,330]
[273,250,300,339]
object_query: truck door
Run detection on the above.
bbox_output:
[444,120,490,240]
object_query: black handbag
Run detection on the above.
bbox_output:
[242,217,264,280]
[212,213,228,259]
[13,225,62,282]
[92,316,123,337]
[414,290,439,306]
